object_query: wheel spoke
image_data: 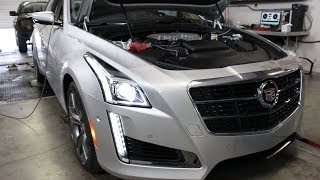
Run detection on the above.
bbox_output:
[68,92,83,126]
[35,66,38,77]
[69,93,76,108]
[69,92,83,145]
[77,132,88,162]
[69,93,82,118]
[76,133,83,152]
[69,112,81,125]
[81,134,88,161]
[68,90,88,164]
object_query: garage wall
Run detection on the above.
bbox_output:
[0,0,24,28]
[226,0,320,72]
[0,0,46,28]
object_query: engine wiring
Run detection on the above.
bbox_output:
[217,26,233,37]
[298,40,320,44]
[0,21,55,120]
[304,11,313,31]
[297,11,319,43]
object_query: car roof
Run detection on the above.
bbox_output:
[21,1,47,6]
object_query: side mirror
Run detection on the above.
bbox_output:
[9,11,17,16]
[32,11,62,26]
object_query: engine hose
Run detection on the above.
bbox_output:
[297,138,320,149]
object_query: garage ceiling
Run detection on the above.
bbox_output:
[0,0,32,28]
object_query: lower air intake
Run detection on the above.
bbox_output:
[125,137,201,168]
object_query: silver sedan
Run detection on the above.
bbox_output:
[32,0,304,179]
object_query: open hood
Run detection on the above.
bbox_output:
[90,0,230,20]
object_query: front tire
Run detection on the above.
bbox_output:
[32,43,45,83]
[34,61,45,83]
[67,82,102,173]
[18,38,27,53]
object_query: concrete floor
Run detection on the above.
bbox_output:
[0,29,320,180]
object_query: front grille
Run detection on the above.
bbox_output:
[125,137,201,168]
[189,70,301,134]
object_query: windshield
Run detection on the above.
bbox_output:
[20,3,47,14]
[90,9,208,26]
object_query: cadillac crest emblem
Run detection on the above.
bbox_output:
[257,80,279,109]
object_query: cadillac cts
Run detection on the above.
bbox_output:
[31,0,304,179]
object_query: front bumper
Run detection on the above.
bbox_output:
[82,88,304,180]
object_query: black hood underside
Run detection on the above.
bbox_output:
[90,0,230,20]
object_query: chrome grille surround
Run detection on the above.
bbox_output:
[188,68,303,135]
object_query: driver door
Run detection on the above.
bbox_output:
[45,0,64,94]
[34,0,61,77]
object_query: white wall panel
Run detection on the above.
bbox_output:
[227,0,320,72]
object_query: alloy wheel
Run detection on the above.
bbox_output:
[68,92,89,164]
[35,64,39,79]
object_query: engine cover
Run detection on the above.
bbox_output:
[147,33,202,41]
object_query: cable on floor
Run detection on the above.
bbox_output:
[298,138,320,149]
[0,21,55,121]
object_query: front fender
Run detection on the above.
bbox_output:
[59,52,105,112]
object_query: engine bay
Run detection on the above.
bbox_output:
[90,25,287,70]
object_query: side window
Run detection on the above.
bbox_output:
[54,1,63,23]
[46,0,61,13]
[45,0,54,11]
[45,0,63,22]
[70,0,82,23]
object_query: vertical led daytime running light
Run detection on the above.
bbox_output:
[84,53,113,102]
[108,112,129,163]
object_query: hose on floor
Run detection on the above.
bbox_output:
[298,138,320,149]
[0,21,55,120]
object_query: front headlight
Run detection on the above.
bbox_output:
[84,53,150,107]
